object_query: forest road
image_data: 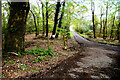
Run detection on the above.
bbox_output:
[36,31,120,79]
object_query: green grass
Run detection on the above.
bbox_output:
[9,60,15,64]
[70,32,73,37]
[95,40,120,46]
[59,41,63,44]
[34,58,39,63]
[78,33,86,37]
[0,74,5,77]
[30,70,39,72]
[20,64,27,70]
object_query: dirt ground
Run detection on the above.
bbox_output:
[2,33,82,78]
[32,31,120,79]
[2,33,120,79]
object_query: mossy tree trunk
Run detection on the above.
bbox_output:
[4,2,30,53]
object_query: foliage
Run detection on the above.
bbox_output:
[20,64,27,70]
[18,52,22,57]
[9,60,15,65]
[30,70,39,72]
[25,46,54,57]
[57,27,70,49]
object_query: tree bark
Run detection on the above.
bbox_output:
[105,2,108,38]
[92,11,96,38]
[0,1,1,76]
[55,0,65,38]
[51,0,61,39]
[4,2,30,53]
[110,16,115,39]
[103,19,106,39]
[46,2,49,37]
[100,7,103,34]
[103,2,108,39]
[117,22,120,42]
[30,10,38,37]
[41,2,45,36]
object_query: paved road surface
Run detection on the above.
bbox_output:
[34,29,120,79]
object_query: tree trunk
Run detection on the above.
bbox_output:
[103,2,108,39]
[46,2,49,37]
[4,2,30,53]
[55,0,65,38]
[30,10,38,37]
[92,11,96,38]
[110,16,115,39]
[100,7,103,34]
[0,1,1,76]
[105,2,108,38]
[117,22,120,42]
[103,19,106,39]
[51,0,61,39]
[118,21,120,43]
[41,2,45,36]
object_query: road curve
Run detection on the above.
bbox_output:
[70,27,120,52]
[33,26,120,79]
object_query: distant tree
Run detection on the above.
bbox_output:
[110,16,115,39]
[91,1,96,38]
[4,2,30,53]
[100,7,103,34]
[103,1,108,39]
[30,10,38,37]
[41,1,45,36]
[103,16,105,39]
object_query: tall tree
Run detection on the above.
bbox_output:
[110,16,115,39]
[118,20,120,42]
[4,2,30,53]
[100,7,103,34]
[117,1,120,42]
[46,2,49,37]
[105,2,108,38]
[51,0,61,39]
[103,1,108,39]
[0,1,2,57]
[41,1,45,36]
[91,1,96,38]
[55,0,65,38]
[103,19,105,39]
[30,10,38,37]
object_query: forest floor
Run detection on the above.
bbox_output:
[2,32,120,79]
[2,33,82,78]
[33,31,120,79]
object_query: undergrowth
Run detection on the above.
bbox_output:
[24,46,54,63]
[25,46,54,57]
